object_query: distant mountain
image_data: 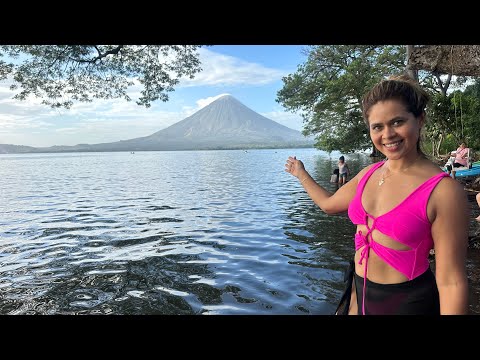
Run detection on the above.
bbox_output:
[0,95,313,153]
[0,144,38,154]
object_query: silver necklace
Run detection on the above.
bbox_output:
[378,156,421,186]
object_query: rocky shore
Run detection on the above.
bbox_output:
[461,180,480,249]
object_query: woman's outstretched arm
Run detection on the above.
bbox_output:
[285,156,365,214]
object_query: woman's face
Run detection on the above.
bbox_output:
[367,99,423,160]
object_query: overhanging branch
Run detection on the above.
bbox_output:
[409,45,480,77]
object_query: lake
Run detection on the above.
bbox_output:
[0,148,479,314]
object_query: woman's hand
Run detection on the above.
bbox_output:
[285,156,306,179]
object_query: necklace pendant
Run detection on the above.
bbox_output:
[378,178,385,186]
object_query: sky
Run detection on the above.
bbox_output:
[0,45,309,147]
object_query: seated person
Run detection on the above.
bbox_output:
[445,142,469,179]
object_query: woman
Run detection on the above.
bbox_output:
[446,142,469,179]
[285,75,469,315]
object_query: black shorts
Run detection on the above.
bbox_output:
[354,268,440,315]
[446,162,466,171]
[336,261,440,315]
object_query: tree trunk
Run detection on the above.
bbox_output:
[409,45,480,76]
[406,45,418,81]
[434,133,444,158]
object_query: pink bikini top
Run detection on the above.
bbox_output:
[347,161,449,314]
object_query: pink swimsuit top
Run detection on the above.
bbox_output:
[347,161,449,314]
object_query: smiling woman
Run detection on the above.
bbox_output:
[285,74,469,315]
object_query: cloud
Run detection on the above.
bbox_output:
[196,93,231,108]
[179,48,285,87]
[261,110,304,131]
[0,115,52,131]
[0,89,187,146]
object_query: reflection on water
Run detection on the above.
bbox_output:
[0,149,479,314]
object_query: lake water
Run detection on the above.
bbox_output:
[1,148,479,315]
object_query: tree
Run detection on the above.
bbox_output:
[457,80,480,150]
[408,45,480,157]
[276,45,406,154]
[425,91,458,157]
[0,45,203,109]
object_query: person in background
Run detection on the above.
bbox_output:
[331,168,339,183]
[285,74,469,315]
[338,156,350,185]
[446,142,469,179]
[476,193,480,222]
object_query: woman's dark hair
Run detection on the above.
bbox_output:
[339,156,345,162]
[362,74,430,122]
[361,74,430,155]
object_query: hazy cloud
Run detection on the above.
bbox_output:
[196,94,231,108]
[179,48,285,87]
[261,110,304,131]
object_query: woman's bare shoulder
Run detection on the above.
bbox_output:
[431,173,466,204]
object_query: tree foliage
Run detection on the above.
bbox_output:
[425,79,480,156]
[0,45,203,108]
[425,91,458,157]
[276,45,406,153]
[457,80,480,150]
